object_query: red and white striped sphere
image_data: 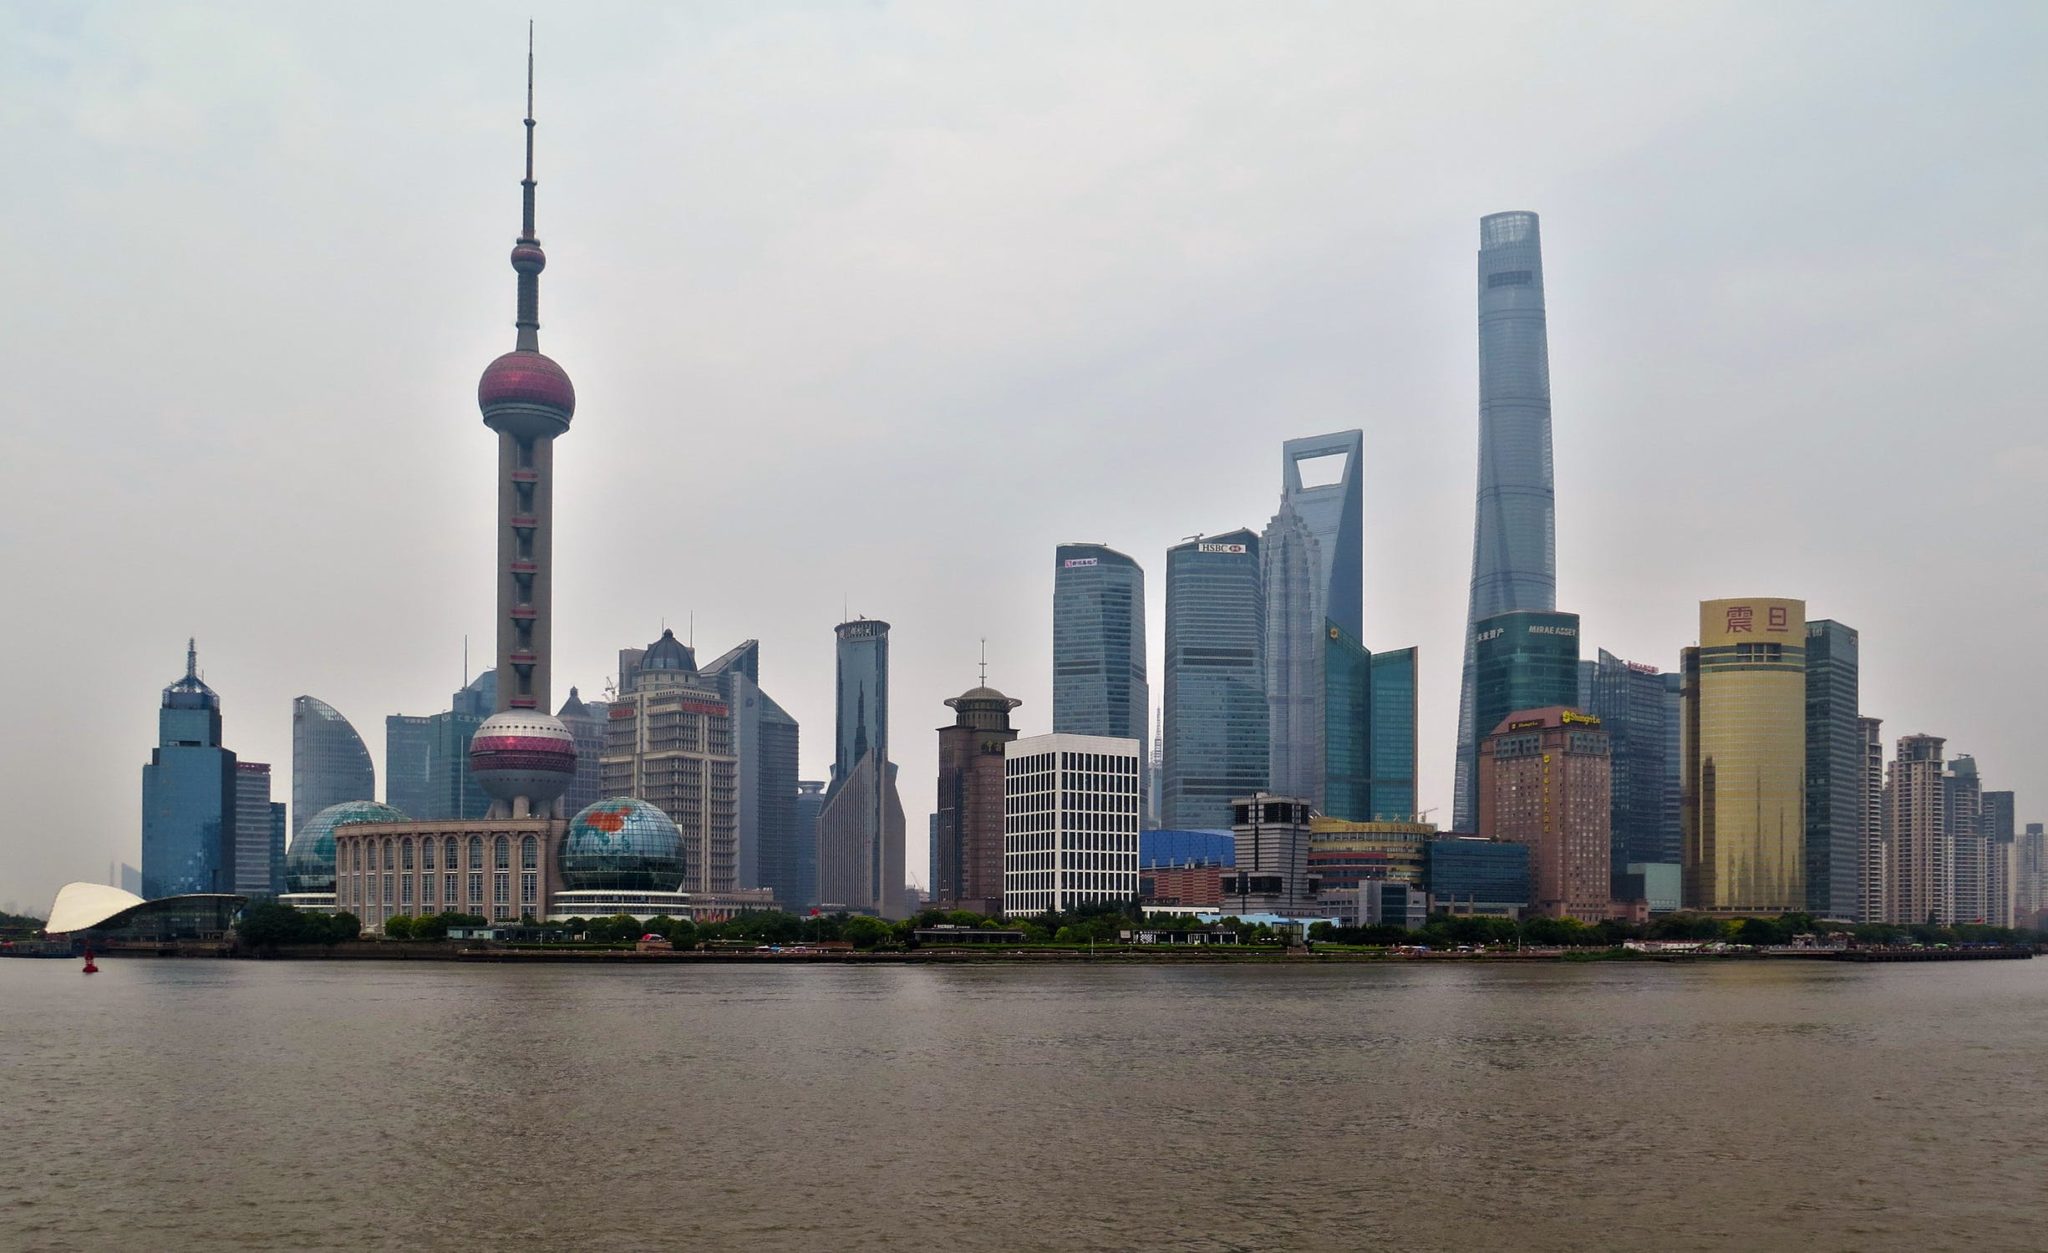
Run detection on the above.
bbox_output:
[468,711,578,806]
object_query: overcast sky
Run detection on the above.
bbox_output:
[2,1,2043,912]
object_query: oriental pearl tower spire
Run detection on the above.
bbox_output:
[468,26,579,820]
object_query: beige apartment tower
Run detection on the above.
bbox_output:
[1681,597,1807,915]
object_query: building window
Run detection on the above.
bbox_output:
[401,875,412,905]
[382,840,394,871]
[445,837,460,869]
[521,872,537,906]
[495,836,511,871]
[469,835,485,871]
[522,835,538,870]
[446,873,459,904]
[401,839,414,871]
[383,874,394,904]
[494,874,510,905]
[469,872,483,905]
[421,840,435,871]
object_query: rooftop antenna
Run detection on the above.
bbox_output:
[689,611,695,649]
[978,638,988,686]
[185,637,198,680]
[463,634,469,688]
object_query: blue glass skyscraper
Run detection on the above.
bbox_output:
[1454,211,1558,830]
[141,640,237,899]
[1162,530,1267,829]
[1052,543,1148,742]
[292,695,375,836]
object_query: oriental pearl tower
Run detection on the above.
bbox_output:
[467,32,580,820]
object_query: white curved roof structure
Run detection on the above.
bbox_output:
[46,882,146,934]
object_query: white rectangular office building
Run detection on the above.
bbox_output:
[1003,733,1142,916]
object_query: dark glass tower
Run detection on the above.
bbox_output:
[1470,610,1579,781]
[1052,543,1148,741]
[1161,530,1267,829]
[1804,620,1862,918]
[141,640,237,899]
[701,639,800,901]
[1455,211,1558,829]
[1367,646,1419,821]
[818,618,906,918]
[1580,649,1684,882]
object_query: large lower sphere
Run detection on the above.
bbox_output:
[469,712,577,806]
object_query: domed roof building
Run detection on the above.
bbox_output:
[559,797,688,891]
[285,800,409,895]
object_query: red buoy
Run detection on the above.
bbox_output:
[82,946,97,975]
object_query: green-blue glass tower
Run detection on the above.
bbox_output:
[141,640,238,898]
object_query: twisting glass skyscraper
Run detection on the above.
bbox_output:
[1454,211,1558,829]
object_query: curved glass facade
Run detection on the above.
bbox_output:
[561,797,688,890]
[285,800,409,893]
[292,696,376,836]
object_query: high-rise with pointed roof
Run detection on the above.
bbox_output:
[818,618,907,917]
[1455,212,1559,830]
[141,640,238,899]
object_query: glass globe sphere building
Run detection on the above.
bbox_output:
[286,801,409,894]
[560,798,687,891]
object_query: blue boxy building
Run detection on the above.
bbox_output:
[1425,837,1530,917]
[1140,828,1236,868]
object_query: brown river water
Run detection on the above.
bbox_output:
[2,957,2045,1251]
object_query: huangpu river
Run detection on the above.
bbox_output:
[4,958,2046,1252]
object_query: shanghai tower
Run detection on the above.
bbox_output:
[1453,211,1557,830]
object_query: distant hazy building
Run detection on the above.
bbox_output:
[701,640,800,902]
[1803,620,1862,919]
[555,687,611,819]
[934,681,1021,916]
[1885,734,1947,926]
[1859,717,1887,922]
[1945,755,1986,925]
[1052,544,1148,743]
[1002,733,1141,916]
[792,780,825,911]
[816,619,908,918]
[2018,822,2047,925]
[291,695,375,837]
[141,641,237,899]
[1262,502,1325,804]
[1682,598,1807,915]
[1982,790,2015,929]
[232,761,278,897]
[1478,706,1611,922]
[1161,530,1267,829]
[1454,211,1559,831]
[384,676,494,824]
[1577,649,1681,885]
[1222,794,1318,917]
[603,629,740,895]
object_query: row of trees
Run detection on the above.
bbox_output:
[380,911,488,941]
[236,903,362,948]
[1310,910,2044,950]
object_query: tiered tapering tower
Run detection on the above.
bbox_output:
[468,34,579,819]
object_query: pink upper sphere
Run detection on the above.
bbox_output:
[477,350,576,417]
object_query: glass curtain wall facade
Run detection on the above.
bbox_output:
[1681,598,1808,915]
[1052,544,1148,742]
[232,762,277,897]
[1321,621,1371,821]
[291,696,375,836]
[1579,649,1683,880]
[1262,504,1324,805]
[1455,211,1559,831]
[1368,647,1419,821]
[1804,620,1862,919]
[1470,610,1580,772]
[142,642,238,900]
[1161,531,1267,830]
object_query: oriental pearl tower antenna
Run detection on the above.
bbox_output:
[467,25,580,821]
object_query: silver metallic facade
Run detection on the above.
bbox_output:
[291,695,375,836]
[1454,211,1558,830]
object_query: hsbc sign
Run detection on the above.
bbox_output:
[1197,543,1247,554]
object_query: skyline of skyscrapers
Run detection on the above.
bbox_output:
[1470,610,1581,779]
[1161,530,1267,830]
[1455,210,1560,832]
